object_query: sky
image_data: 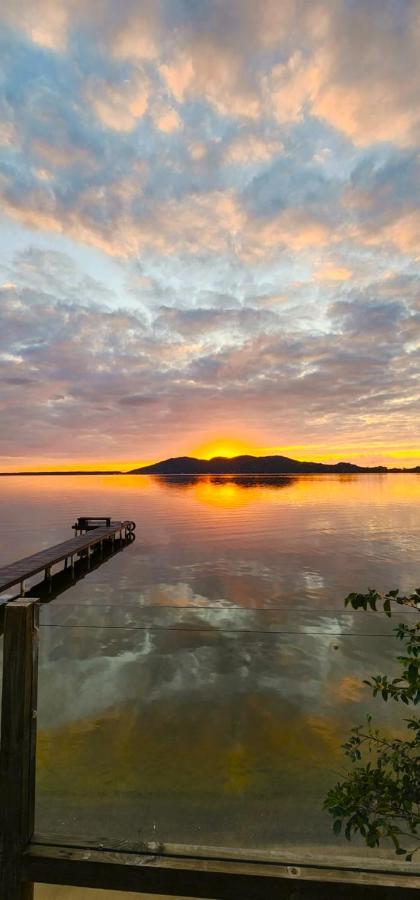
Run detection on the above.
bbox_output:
[0,0,419,471]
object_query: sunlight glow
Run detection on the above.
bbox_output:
[0,458,153,473]
[189,437,258,460]
[193,479,261,509]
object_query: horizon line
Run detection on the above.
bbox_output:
[1,450,420,476]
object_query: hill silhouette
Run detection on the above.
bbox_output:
[129,455,420,475]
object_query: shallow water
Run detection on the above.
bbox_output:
[1,473,419,873]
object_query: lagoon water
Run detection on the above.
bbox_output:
[1,472,419,893]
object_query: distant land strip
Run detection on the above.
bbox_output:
[1,455,419,476]
[0,470,122,476]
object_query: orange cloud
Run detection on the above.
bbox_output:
[2,0,69,51]
[248,209,332,257]
[161,41,260,119]
[150,104,181,133]
[160,55,195,104]
[264,51,324,124]
[86,70,149,132]
[111,8,158,62]
[314,80,419,148]
[347,210,420,259]
[315,264,352,282]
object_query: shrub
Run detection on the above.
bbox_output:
[324,588,420,860]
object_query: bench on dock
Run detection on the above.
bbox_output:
[72,516,111,533]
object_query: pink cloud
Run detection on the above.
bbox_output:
[2,0,69,51]
[85,70,149,132]
[150,104,181,133]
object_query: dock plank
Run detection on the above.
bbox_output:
[0,522,129,595]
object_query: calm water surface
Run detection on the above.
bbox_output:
[1,473,419,871]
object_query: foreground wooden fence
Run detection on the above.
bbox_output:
[1,598,419,899]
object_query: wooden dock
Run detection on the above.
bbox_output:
[0,517,135,598]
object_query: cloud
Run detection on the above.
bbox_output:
[264,51,323,125]
[158,0,265,119]
[155,304,277,344]
[2,0,419,146]
[224,133,283,165]
[245,209,332,255]
[0,0,419,464]
[85,69,150,132]
[2,0,69,51]
[331,297,407,338]
[312,0,420,147]
[2,246,117,310]
[343,150,420,256]
[0,245,418,464]
[106,1,159,62]
[119,394,155,406]
[314,265,352,282]
[161,47,260,119]
[0,5,418,265]
[150,103,182,133]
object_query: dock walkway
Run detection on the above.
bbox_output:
[0,520,134,597]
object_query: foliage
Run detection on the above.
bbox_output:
[324,588,420,860]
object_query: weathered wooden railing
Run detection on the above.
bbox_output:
[1,599,419,899]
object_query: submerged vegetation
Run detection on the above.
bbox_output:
[325,588,420,860]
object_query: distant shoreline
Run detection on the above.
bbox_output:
[1,469,419,477]
[0,471,122,476]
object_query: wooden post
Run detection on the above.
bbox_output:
[0,599,39,899]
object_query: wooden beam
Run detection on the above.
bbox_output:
[22,843,420,899]
[28,833,420,874]
[0,600,39,900]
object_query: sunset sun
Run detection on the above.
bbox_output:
[190,437,257,460]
